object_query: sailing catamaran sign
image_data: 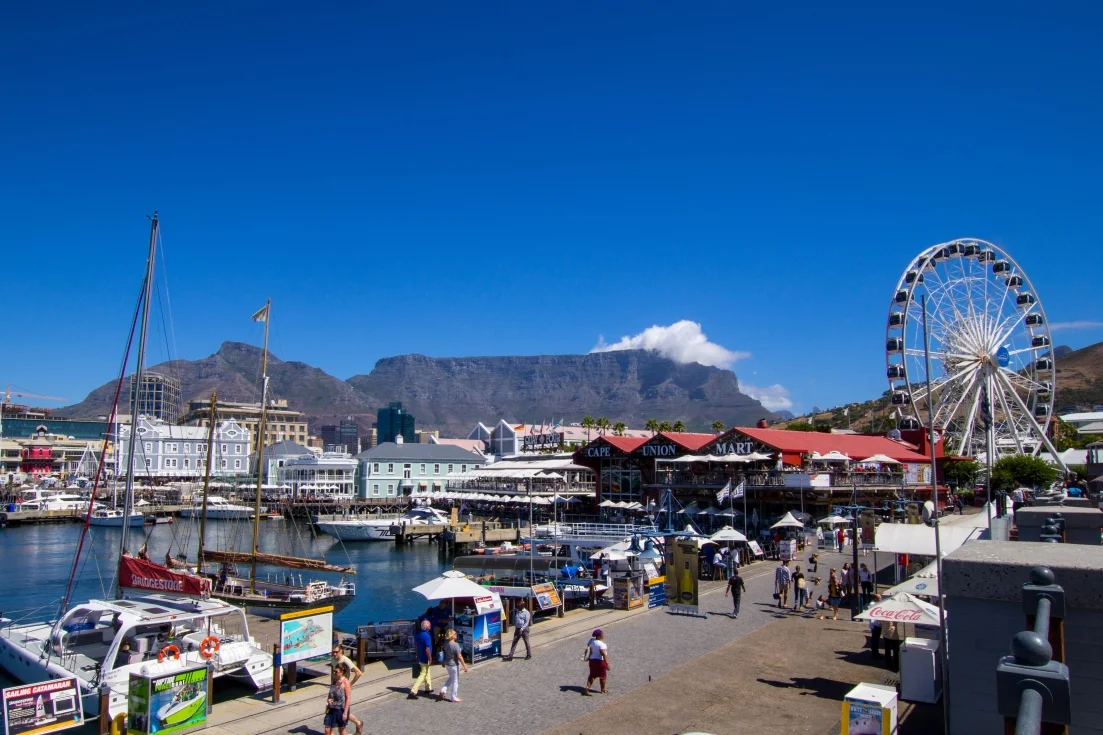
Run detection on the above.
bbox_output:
[2,678,82,735]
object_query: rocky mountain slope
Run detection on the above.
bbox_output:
[61,343,777,436]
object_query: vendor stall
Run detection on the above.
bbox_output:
[411,571,504,665]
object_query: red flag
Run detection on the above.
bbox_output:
[118,555,210,597]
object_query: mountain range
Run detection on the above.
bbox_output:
[60,342,778,437]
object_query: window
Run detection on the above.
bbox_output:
[448,464,454,474]
[164,458,176,468]
[198,459,206,469]
[419,463,426,475]
[145,442,152,453]
[461,465,467,473]
[387,483,395,496]
[145,458,151,468]
[234,459,241,469]
[166,443,177,453]
[387,463,394,474]
[183,444,191,454]
[235,444,242,455]
[220,444,227,454]
[372,483,380,496]
[372,463,379,473]
[434,464,440,474]
[184,459,191,469]
[403,464,411,479]
[220,459,227,469]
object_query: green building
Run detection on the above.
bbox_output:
[377,402,415,444]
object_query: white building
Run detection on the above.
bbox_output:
[466,420,652,457]
[1059,411,1103,435]
[278,450,358,498]
[116,417,251,479]
[356,441,489,499]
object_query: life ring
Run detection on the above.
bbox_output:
[157,644,181,663]
[199,636,220,659]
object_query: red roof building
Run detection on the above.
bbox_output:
[727,427,931,466]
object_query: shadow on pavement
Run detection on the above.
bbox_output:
[755,676,855,700]
[288,726,324,735]
[559,685,590,695]
[833,648,879,666]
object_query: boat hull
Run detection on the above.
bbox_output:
[315,521,396,541]
[89,515,145,527]
[178,508,253,520]
[210,589,356,620]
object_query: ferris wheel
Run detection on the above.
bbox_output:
[885,238,1063,463]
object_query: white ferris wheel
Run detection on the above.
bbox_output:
[885,238,1063,463]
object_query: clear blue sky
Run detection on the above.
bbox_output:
[1,1,1100,417]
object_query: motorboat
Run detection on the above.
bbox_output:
[157,688,207,727]
[315,505,450,542]
[178,496,254,520]
[90,509,145,527]
[16,488,101,513]
[0,594,272,720]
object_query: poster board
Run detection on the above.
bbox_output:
[779,539,797,561]
[356,621,415,658]
[841,683,898,735]
[277,605,334,666]
[127,666,209,735]
[612,576,644,610]
[530,583,561,611]
[2,677,82,735]
[747,540,765,558]
[647,575,666,608]
[665,540,699,614]
[455,609,502,664]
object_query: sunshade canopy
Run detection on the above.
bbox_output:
[854,592,944,627]
[710,526,748,542]
[771,511,804,529]
[412,570,501,602]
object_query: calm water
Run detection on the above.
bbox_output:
[0,519,450,689]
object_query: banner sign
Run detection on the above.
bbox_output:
[473,594,502,615]
[2,678,82,735]
[530,583,561,611]
[354,622,415,658]
[612,576,644,610]
[747,540,765,558]
[119,556,210,597]
[522,433,561,451]
[666,540,700,613]
[779,539,797,561]
[456,610,502,664]
[277,606,334,666]
[127,666,208,735]
[648,575,666,608]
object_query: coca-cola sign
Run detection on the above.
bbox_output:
[868,605,924,622]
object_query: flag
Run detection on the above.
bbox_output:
[716,480,731,503]
[251,303,270,323]
[980,383,992,431]
[732,480,745,500]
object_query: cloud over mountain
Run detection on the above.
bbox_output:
[737,381,793,412]
[591,320,750,369]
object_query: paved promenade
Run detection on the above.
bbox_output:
[203,548,913,735]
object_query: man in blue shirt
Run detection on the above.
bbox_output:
[408,620,435,699]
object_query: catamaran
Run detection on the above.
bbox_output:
[315,505,451,542]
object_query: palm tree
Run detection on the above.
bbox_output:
[645,418,659,435]
[596,416,611,435]
[613,421,626,436]
[581,415,595,441]
[711,420,725,433]
[672,420,685,432]
[658,420,673,433]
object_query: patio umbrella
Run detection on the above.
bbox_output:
[599,500,617,508]
[884,561,940,597]
[710,526,748,542]
[412,571,503,618]
[854,592,944,627]
[814,451,851,462]
[817,515,851,526]
[770,511,804,529]
[680,503,701,516]
[531,496,552,505]
[859,453,900,464]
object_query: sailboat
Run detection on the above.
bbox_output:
[0,214,273,720]
[200,301,356,618]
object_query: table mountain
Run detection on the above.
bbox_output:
[61,342,777,436]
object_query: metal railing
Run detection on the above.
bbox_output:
[996,566,1071,734]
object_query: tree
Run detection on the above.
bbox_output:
[581,415,595,441]
[711,420,725,433]
[645,418,659,435]
[613,422,626,436]
[596,416,611,435]
[943,459,981,490]
[672,420,686,432]
[658,420,673,433]
[991,454,1060,491]
[1052,418,1080,451]
[785,421,819,432]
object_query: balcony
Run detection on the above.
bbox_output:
[644,469,910,489]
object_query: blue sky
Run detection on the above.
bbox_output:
[1,1,1100,417]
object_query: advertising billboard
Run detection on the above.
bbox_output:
[278,606,334,666]
[2,678,82,735]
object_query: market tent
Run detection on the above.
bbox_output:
[745,452,774,461]
[770,511,804,529]
[854,592,944,627]
[530,496,552,505]
[817,515,851,527]
[710,526,748,542]
[599,500,617,508]
[858,453,901,464]
[884,561,940,597]
[873,523,981,557]
[412,570,501,602]
[812,451,851,462]
[668,454,709,463]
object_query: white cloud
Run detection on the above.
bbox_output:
[591,320,750,369]
[1049,320,1103,332]
[737,381,794,412]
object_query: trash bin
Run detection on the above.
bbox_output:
[900,637,942,703]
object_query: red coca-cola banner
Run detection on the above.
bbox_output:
[118,555,210,597]
[867,605,924,622]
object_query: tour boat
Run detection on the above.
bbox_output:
[178,496,254,520]
[0,594,272,719]
[315,505,451,542]
[89,508,145,527]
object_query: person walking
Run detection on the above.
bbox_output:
[792,565,807,611]
[583,629,610,695]
[324,663,351,735]
[331,646,363,735]
[858,563,873,609]
[437,628,468,702]
[408,620,435,699]
[725,568,746,617]
[819,568,842,620]
[504,602,532,660]
[774,559,792,609]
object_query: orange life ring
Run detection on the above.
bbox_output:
[157,644,181,663]
[199,636,220,659]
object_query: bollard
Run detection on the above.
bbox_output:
[98,684,110,735]
[357,635,367,669]
[272,642,281,703]
[110,713,126,735]
[287,661,297,692]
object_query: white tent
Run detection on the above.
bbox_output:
[771,511,804,529]
[668,454,709,463]
[745,452,774,461]
[874,523,981,557]
[599,500,617,508]
[854,592,944,627]
[859,453,901,464]
[531,496,552,505]
[817,515,851,527]
[412,570,501,601]
[710,526,748,542]
[884,561,940,597]
[710,454,753,463]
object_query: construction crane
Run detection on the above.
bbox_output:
[3,384,67,406]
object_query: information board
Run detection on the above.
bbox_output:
[127,666,208,735]
[648,575,666,608]
[530,583,562,611]
[278,605,334,666]
[2,678,82,735]
[612,576,644,610]
[455,609,502,664]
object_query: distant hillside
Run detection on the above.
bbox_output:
[61,343,778,436]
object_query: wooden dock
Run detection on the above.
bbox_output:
[0,505,185,526]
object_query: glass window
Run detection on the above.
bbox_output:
[448,464,453,474]
[234,459,241,469]
[220,459,227,469]
[183,444,190,454]
[387,483,394,496]
[372,483,380,496]
[145,458,151,468]
[387,463,394,474]
[462,465,467,473]
[184,459,190,469]
[403,464,411,479]
[420,464,426,475]
[434,464,440,474]
[235,445,242,454]
[145,442,152,453]
[220,444,227,454]
[372,463,379,473]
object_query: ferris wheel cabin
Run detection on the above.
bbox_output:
[1035,358,1053,372]
[1031,336,1050,348]
[905,270,923,284]
[891,391,911,406]
[1016,293,1036,309]
[888,312,904,329]
[886,338,904,354]
[894,290,909,305]
[993,260,1011,274]
[887,365,906,380]
[1005,275,1024,289]
[1025,314,1045,327]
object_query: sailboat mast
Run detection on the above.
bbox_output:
[250,298,271,593]
[197,392,217,575]
[118,212,158,577]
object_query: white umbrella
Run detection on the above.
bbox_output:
[813,450,851,462]
[884,561,940,597]
[771,511,804,529]
[745,452,774,461]
[710,526,748,542]
[859,453,901,464]
[412,570,501,602]
[700,507,719,516]
[854,592,944,627]
[531,496,552,505]
[680,503,701,516]
[599,500,617,508]
[817,515,851,527]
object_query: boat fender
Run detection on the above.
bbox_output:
[157,644,181,663]
[199,636,220,659]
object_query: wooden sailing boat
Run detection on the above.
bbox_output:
[201,300,357,618]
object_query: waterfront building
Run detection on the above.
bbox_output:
[0,404,110,442]
[1,439,21,475]
[376,402,415,444]
[255,439,312,483]
[116,416,250,479]
[278,449,358,498]
[180,398,308,451]
[320,419,360,454]
[129,372,181,423]
[427,436,487,457]
[449,453,595,496]
[1059,410,1103,435]
[356,441,488,499]
[465,420,651,457]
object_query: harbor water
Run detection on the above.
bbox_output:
[0,519,450,690]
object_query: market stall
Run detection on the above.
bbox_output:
[412,571,504,665]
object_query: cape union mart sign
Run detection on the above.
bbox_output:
[640,443,678,457]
